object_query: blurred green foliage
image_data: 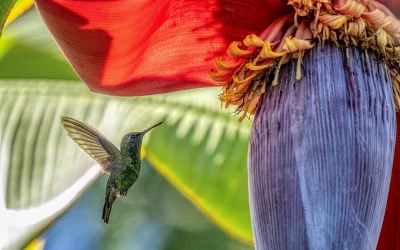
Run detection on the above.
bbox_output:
[44,161,253,250]
[0,8,78,79]
[0,0,16,36]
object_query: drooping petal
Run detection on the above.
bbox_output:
[33,0,292,96]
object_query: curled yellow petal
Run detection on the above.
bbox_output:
[243,34,265,47]
[319,14,349,29]
[336,0,366,18]
[383,16,400,38]
[288,0,314,10]
[208,69,232,83]
[283,37,314,53]
[362,9,391,29]
[385,46,400,60]
[215,58,243,71]
[376,29,389,49]
[232,73,257,84]
[246,61,274,71]
[227,41,253,58]
[347,18,366,38]
[329,29,340,47]
[260,41,287,58]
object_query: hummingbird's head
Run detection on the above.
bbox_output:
[124,132,143,143]
[121,122,163,148]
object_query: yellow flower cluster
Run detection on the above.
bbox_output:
[210,0,400,122]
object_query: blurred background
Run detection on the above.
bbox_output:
[42,161,252,250]
[0,4,254,250]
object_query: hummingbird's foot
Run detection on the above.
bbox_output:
[121,190,128,196]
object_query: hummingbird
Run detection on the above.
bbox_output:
[60,116,163,224]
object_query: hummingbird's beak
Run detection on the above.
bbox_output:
[141,121,163,134]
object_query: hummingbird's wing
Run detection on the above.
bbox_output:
[61,116,121,173]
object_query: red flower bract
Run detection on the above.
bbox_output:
[378,113,400,250]
[34,0,292,96]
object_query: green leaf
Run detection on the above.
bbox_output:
[0,80,253,249]
[0,0,16,38]
[0,37,79,80]
[144,95,254,243]
[0,81,103,249]
[0,0,32,38]
[4,0,33,26]
[0,8,79,80]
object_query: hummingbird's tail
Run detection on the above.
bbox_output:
[102,189,117,224]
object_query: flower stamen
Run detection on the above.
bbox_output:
[210,0,400,122]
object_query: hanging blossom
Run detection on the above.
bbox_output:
[210,0,400,122]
